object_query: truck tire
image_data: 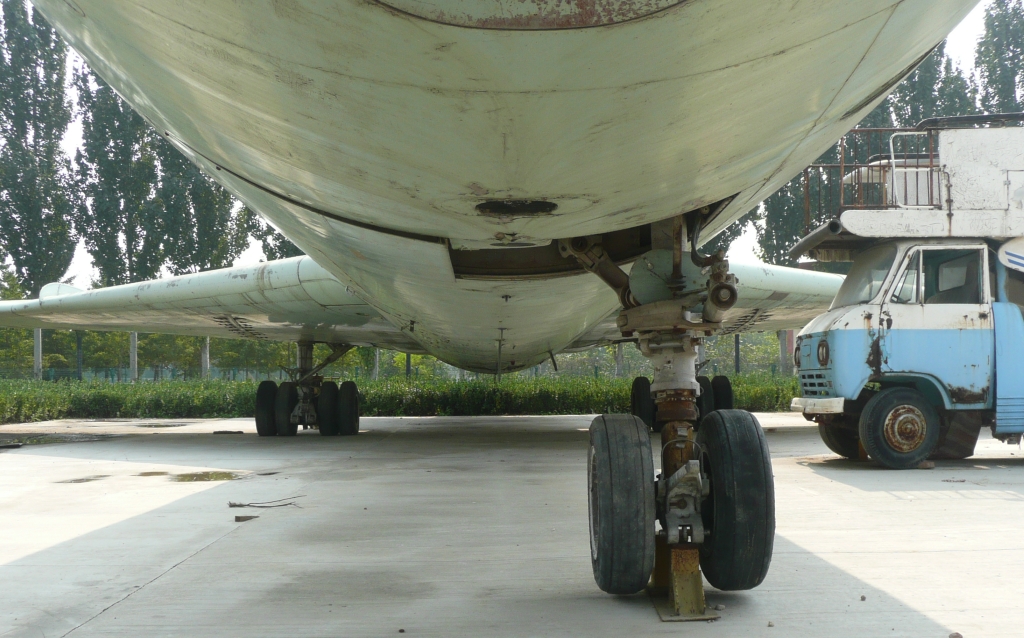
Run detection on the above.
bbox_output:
[696,410,775,591]
[817,420,860,459]
[858,388,939,469]
[931,412,982,460]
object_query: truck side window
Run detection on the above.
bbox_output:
[890,251,921,304]
[923,249,983,304]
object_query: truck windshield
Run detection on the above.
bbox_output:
[830,244,897,309]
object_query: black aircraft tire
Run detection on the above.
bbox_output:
[338,381,360,436]
[818,422,860,459]
[588,414,656,595]
[697,410,775,591]
[318,382,340,436]
[630,376,658,432]
[696,376,715,424]
[859,387,939,469]
[255,380,278,437]
[275,382,299,437]
[711,376,734,411]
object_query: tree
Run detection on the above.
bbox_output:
[756,178,807,266]
[156,139,250,273]
[74,70,164,286]
[0,264,31,372]
[976,0,1024,114]
[754,42,978,266]
[890,42,977,127]
[0,1,77,297]
[239,207,304,260]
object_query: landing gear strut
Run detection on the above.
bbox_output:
[571,210,775,619]
[253,341,360,437]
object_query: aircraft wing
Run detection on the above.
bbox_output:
[566,262,843,350]
[0,256,838,358]
[0,257,424,352]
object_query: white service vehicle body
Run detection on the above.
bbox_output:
[792,124,1024,469]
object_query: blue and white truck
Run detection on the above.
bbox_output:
[790,117,1024,469]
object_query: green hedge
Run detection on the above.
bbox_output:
[0,374,800,425]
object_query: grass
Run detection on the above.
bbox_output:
[0,374,800,425]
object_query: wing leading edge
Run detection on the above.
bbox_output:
[0,257,424,352]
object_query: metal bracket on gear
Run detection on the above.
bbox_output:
[660,459,709,545]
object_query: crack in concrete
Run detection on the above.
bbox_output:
[59,526,239,637]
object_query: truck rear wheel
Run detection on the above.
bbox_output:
[817,420,860,459]
[931,412,982,460]
[858,388,939,469]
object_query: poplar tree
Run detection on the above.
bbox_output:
[0,2,76,296]
[73,70,164,285]
[755,43,976,266]
[889,42,978,127]
[976,0,1024,113]
[156,138,250,273]
[239,206,304,260]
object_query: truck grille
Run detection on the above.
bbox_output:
[800,372,833,397]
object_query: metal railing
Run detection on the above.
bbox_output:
[800,128,942,232]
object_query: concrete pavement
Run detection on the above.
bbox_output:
[1,413,1022,637]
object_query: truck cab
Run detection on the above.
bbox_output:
[788,116,1024,468]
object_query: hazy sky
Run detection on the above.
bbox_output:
[56,2,995,286]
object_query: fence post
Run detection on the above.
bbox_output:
[778,330,794,375]
[201,336,211,379]
[373,348,380,380]
[734,333,740,374]
[405,352,411,379]
[76,331,83,381]
[130,332,138,382]
[33,328,42,380]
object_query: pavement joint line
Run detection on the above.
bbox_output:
[59,526,240,637]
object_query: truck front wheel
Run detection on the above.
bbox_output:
[859,388,939,469]
[817,419,860,459]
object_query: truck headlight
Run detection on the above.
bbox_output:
[817,339,830,367]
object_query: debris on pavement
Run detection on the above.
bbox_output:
[228,495,306,509]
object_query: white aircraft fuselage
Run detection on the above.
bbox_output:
[34,0,979,372]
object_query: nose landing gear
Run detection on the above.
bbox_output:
[569,211,775,619]
[252,342,360,437]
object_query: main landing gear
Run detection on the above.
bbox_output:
[566,210,775,620]
[254,341,360,437]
